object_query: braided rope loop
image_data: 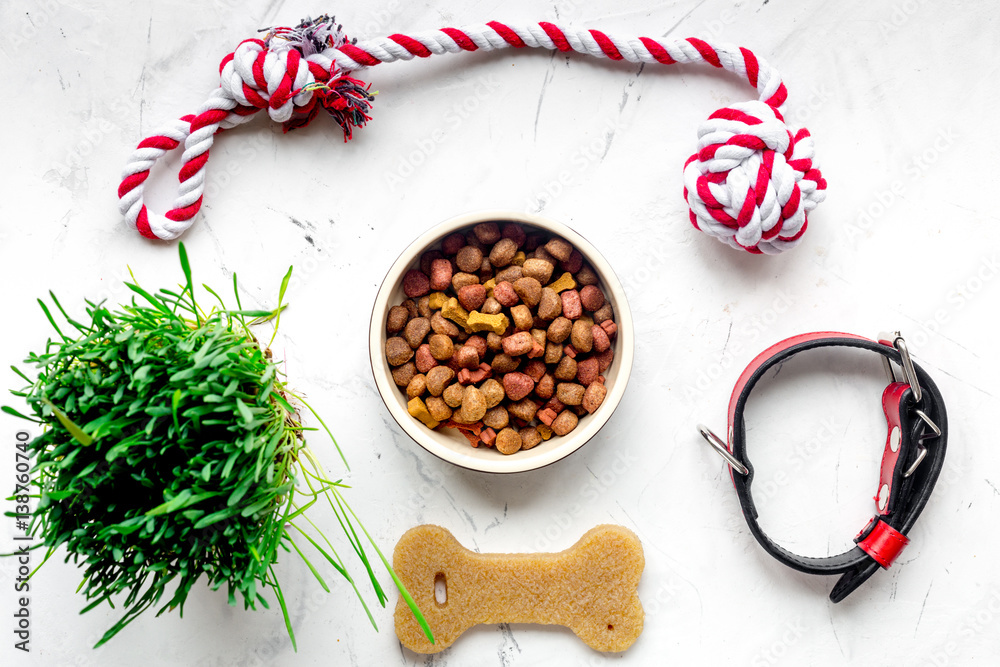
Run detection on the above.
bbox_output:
[118,18,825,252]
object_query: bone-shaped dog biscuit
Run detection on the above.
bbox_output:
[393,524,644,653]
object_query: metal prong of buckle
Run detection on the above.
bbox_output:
[903,409,942,478]
[698,424,749,476]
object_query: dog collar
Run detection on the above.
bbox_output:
[699,331,947,602]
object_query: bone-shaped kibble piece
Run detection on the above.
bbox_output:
[393,524,645,654]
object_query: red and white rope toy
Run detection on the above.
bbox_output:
[118,16,827,254]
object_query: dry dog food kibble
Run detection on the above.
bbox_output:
[385,223,619,454]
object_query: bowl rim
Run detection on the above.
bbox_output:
[368,209,634,474]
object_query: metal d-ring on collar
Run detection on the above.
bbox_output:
[696,331,948,603]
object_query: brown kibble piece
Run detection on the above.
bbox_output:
[465,335,487,359]
[429,334,455,361]
[556,382,586,406]
[443,383,465,408]
[502,331,534,356]
[483,405,509,430]
[544,341,563,365]
[473,221,501,244]
[495,427,522,455]
[593,302,614,323]
[481,296,502,315]
[503,372,535,401]
[491,353,520,374]
[507,397,540,422]
[583,382,608,413]
[513,277,542,308]
[561,290,583,320]
[425,396,453,422]
[522,258,555,285]
[554,356,578,381]
[442,232,466,255]
[486,331,504,351]
[576,264,600,286]
[404,317,431,348]
[481,378,505,407]
[547,317,572,344]
[501,222,526,246]
[403,269,430,298]
[431,311,460,337]
[489,238,518,267]
[403,299,419,319]
[406,374,427,399]
[386,337,414,366]
[453,345,480,368]
[493,281,519,307]
[451,272,480,292]
[523,359,547,382]
[387,305,410,334]
[456,246,484,273]
[571,319,593,353]
[596,347,614,372]
[495,266,523,284]
[579,285,605,311]
[551,410,579,436]
[426,366,456,396]
[544,237,573,262]
[520,426,543,450]
[537,287,562,320]
[457,284,487,311]
[561,249,584,274]
[545,237,573,262]
[392,362,417,387]
[461,386,488,422]
[417,296,433,319]
[535,373,555,400]
[576,357,600,386]
[510,304,533,331]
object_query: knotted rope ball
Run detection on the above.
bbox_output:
[684,101,826,254]
[119,15,826,253]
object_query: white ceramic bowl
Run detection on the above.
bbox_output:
[369,210,634,473]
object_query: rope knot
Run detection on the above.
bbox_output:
[219,15,374,137]
[683,100,827,254]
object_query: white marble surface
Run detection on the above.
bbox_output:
[1,0,998,665]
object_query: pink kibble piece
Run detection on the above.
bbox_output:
[403,269,430,298]
[430,259,453,291]
[591,325,611,353]
[503,372,535,401]
[561,289,583,319]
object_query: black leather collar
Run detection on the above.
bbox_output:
[700,332,948,602]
